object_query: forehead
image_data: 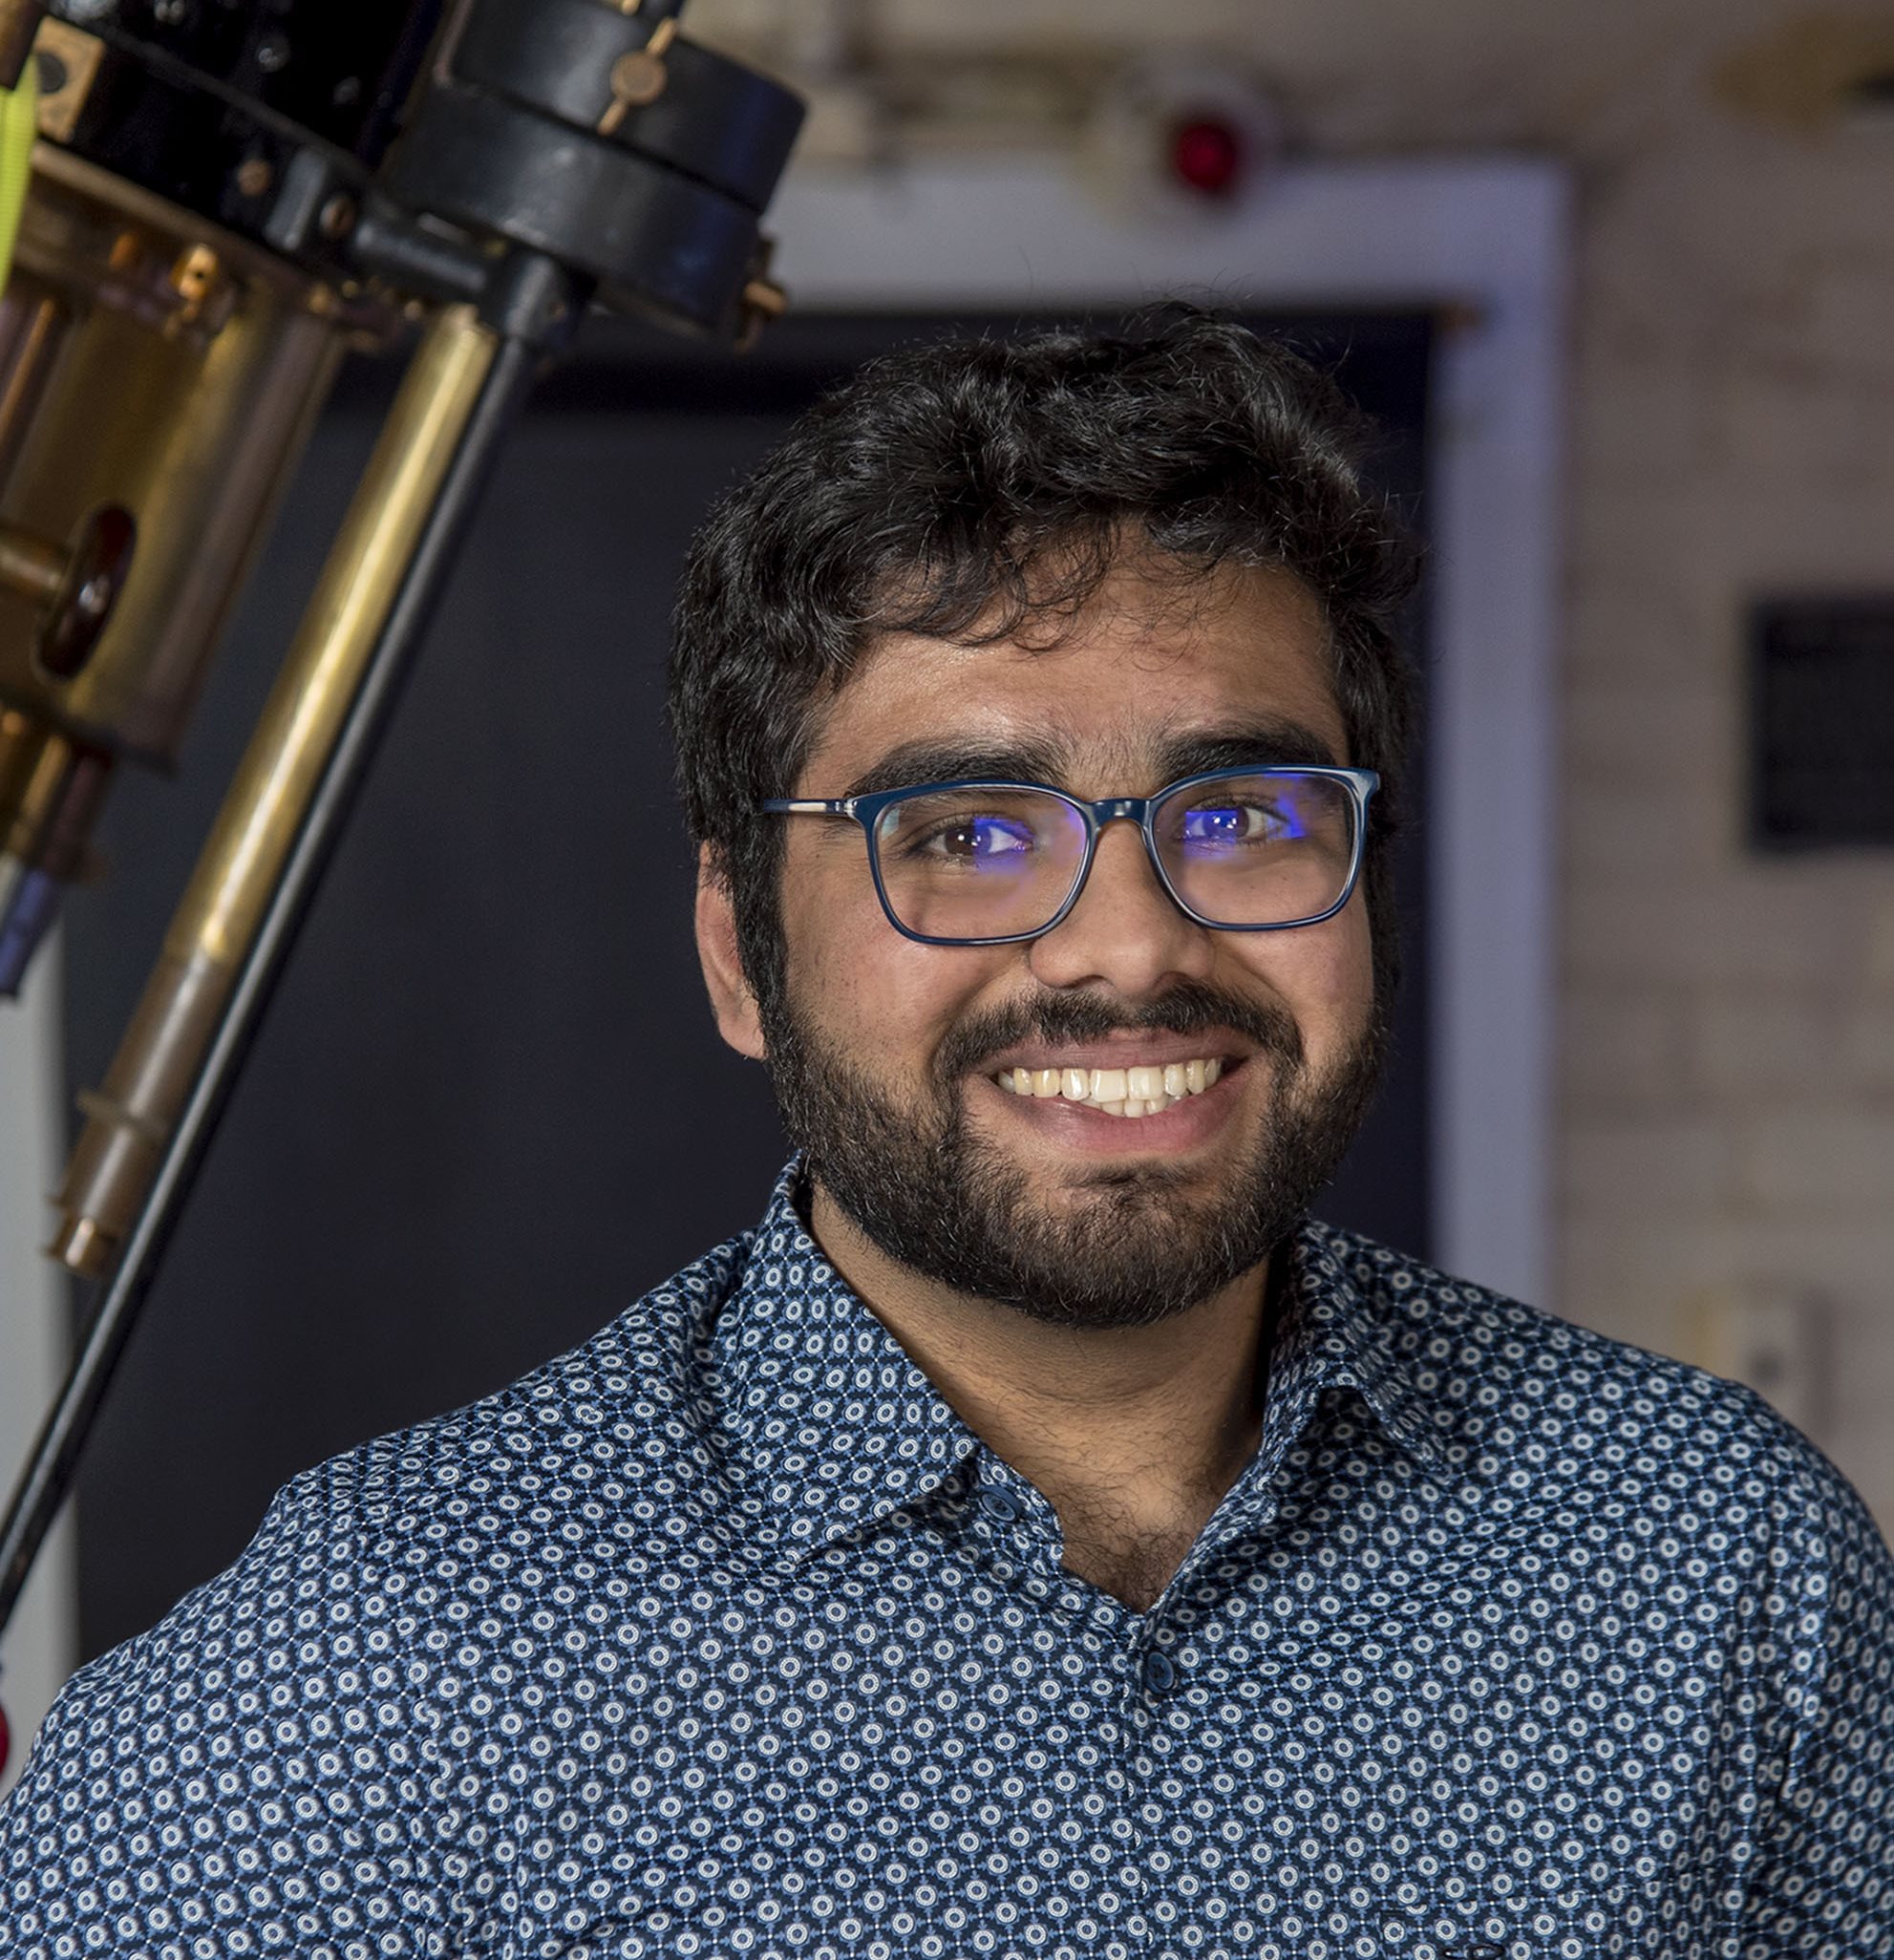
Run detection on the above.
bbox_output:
[796,562,1348,792]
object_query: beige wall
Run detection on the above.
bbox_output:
[703,0,1894,1525]
[1561,82,1894,1525]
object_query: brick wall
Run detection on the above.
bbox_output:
[1562,93,1894,1523]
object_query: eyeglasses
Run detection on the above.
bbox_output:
[761,766,1379,947]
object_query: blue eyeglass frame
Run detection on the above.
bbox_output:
[761,764,1381,948]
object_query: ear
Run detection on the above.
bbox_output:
[693,844,767,1060]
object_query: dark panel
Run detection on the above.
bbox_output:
[65,309,1432,1659]
[1751,597,1894,849]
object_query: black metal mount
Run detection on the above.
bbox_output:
[0,0,804,1703]
[43,0,448,216]
[45,0,803,344]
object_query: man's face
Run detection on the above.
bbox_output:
[701,559,1385,1328]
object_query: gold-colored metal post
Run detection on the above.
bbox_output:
[0,520,62,604]
[50,303,500,1277]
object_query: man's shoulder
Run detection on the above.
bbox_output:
[276,1225,757,1552]
[1307,1218,1871,1541]
[1311,1213,1774,1420]
[5,1230,764,1783]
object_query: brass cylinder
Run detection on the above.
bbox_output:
[0,146,354,767]
[0,143,381,991]
[0,520,63,605]
[0,702,104,996]
[50,304,500,1277]
[0,703,98,874]
[0,700,48,829]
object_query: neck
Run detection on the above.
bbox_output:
[807,1181,1274,1611]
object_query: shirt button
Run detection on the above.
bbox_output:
[979,1488,1022,1523]
[1140,1650,1177,1694]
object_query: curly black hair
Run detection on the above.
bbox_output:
[667,309,1421,1019]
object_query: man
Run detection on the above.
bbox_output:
[2,312,1889,1959]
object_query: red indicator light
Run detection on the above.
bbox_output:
[1169,117,1244,197]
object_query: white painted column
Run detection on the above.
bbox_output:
[0,936,76,1799]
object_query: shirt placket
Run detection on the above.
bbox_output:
[959,1454,1154,1959]
[1122,1545,1270,1960]
[1117,1379,1326,1960]
[1123,1602,1179,1958]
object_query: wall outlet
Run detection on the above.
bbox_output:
[1687,1282,1830,1436]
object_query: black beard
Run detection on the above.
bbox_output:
[758,977,1386,1331]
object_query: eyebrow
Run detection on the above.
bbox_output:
[841,717,1345,800]
[1153,717,1346,778]
[841,736,1071,800]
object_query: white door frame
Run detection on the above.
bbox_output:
[769,154,1568,1308]
[0,154,1565,1782]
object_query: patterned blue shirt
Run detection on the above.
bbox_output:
[3,1165,1891,1960]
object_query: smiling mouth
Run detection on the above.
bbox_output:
[989,1056,1228,1119]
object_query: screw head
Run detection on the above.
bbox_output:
[609,49,668,110]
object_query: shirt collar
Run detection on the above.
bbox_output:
[709,1163,978,1564]
[1257,1220,1458,1483]
[707,1166,1457,1567]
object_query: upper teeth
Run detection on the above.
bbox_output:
[992,1056,1224,1118]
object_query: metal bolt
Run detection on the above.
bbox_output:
[318,193,357,241]
[607,50,667,117]
[234,157,273,198]
[599,18,678,133]
[169,244,220,309]
[742,276,786,323]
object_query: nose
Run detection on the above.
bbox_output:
[1026,813,1215,995]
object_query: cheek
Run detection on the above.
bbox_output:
[1221,897,1376,1043]
[780,852,1005,1050]
[1326,899,1378,1019]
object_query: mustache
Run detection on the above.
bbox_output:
[936,980,1304,1085]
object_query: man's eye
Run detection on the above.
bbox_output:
[924,815,1036,860]
[1180,802,1298,845]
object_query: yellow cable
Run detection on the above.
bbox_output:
[0,52,39,294]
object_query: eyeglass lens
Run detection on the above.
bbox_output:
[869,774,1360,941]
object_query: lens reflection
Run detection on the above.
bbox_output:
[1155,773,1357,927]
[874,788,1088,941]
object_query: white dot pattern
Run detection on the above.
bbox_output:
[3,1162,1891,1960]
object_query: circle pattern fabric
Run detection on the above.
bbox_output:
[3,1163,1892,1960]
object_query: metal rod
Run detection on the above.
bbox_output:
[0,320,543,1642]
[49,304,500,1281]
